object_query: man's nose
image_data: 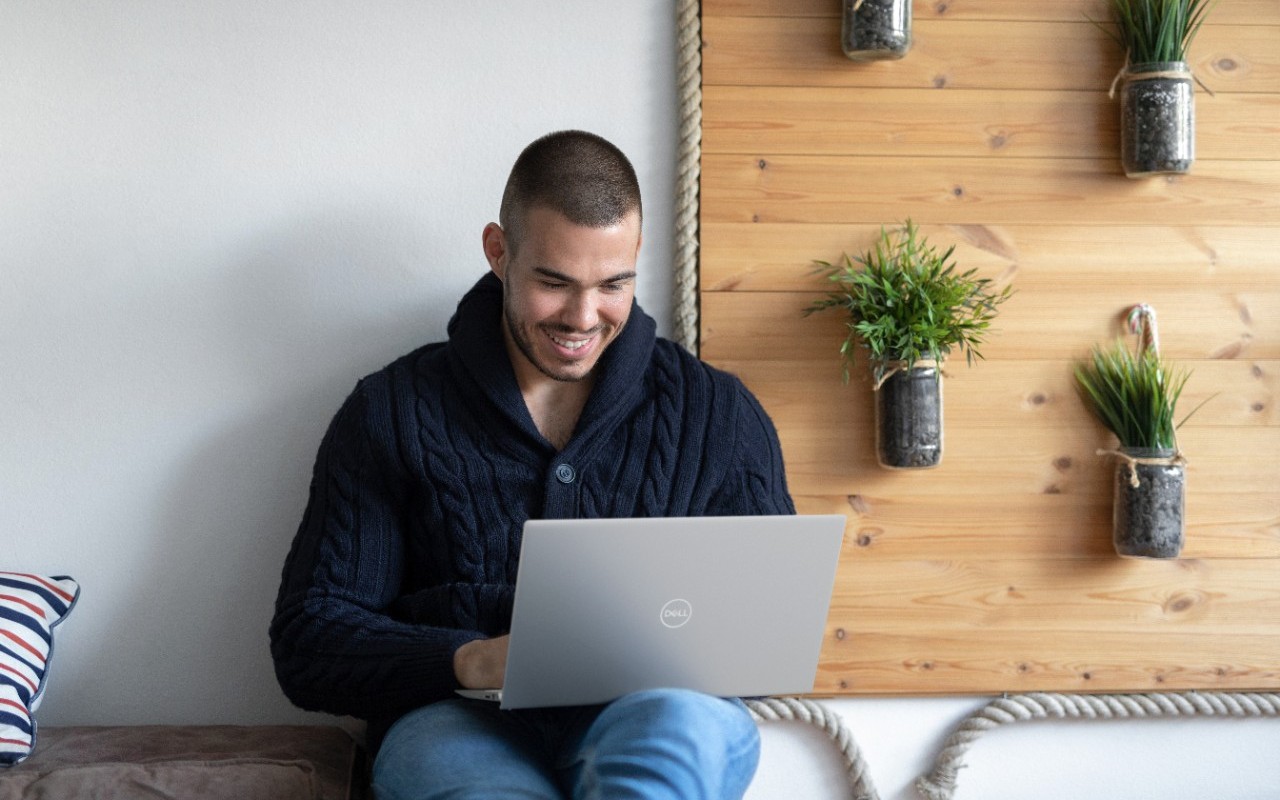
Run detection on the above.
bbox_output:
[563,291,600,331]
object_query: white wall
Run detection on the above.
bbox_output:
[3,0,676,726]
[3,3,1276,798]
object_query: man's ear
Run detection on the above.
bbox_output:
[482,222,509,281]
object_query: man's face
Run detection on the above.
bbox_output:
[484,205,641,384]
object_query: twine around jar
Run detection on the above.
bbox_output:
[1096,448,1187,488]
[872,358,943,391]
[1108,60,1212,99]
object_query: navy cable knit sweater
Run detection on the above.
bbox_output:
[269,273,794,741]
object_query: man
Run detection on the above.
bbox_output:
[270,130,795,799]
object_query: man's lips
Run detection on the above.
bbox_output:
[549,333,593,351]
[546,329,600,358]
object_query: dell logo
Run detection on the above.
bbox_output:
[660,598,692,629]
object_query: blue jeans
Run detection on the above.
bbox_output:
[371,688,761,800]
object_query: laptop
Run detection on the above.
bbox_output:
[457,514,846,709]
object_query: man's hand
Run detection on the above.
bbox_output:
[453,635,509,689]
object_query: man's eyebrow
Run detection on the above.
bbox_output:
[533,267,637,286]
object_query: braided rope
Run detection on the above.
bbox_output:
[746,697,881,800]
[916,692,1280,800]
[673,0,702,354]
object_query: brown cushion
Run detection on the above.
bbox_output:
[0,759,319,800]
[0,726,364,800]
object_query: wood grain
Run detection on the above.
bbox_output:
[716,359,1277,430]
[704,0,1278,24]
[702,18,1279,93]
[699,290,1276,362]
[793,493,1280,560]
[814,630,1280,694]
[701,223,1280,292]
[701,154,1280,226]
[776,426,1279,498]
[700,0,1280,695]
[703,86,1280,160]
[831,558,1280,631]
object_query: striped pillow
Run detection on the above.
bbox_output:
[1,572,80,767]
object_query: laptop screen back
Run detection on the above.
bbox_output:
[499,514,846,709]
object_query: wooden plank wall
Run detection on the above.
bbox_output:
[700,0,1280,695]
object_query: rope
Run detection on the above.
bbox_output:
[681,14,868,790]
[746,697,881,800]
[1095,448,1186,488]
[1107,61,1212,99]
[673,0,702,355]
[915,692,1280,800]
[1126,303,1160,355]
[871,359,943,391]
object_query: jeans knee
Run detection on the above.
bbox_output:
[579,690,760,799]
[607,689,760,761]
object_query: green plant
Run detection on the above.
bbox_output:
[1073,340,1196,450]
[1095,0,1216,64]
[805,220,1012,383]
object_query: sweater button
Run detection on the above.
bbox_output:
[555,463,576,484]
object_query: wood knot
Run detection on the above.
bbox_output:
[856,532,875,548]
[847,494,872,516]
[835,628,847,640]
[1164,590,1204,615]
[951,185,965,198]
[1028,392,1048,406]
[932,75,948,89]
[1211,335,1252,360]
[1053,456,1072,472]
[988,132,1008,150]
[757,158,768,170]
[934,1,949,14]
[1216,57,1238,71]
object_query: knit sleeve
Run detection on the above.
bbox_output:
[269,376,482,720]
[706,378,797,516]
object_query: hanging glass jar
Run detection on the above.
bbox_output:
[1119,61,1195,177]
[874,363,942,469]
[1110,446,1186,558]
[842,0,911,62]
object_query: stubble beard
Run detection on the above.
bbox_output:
[503,293,614,384]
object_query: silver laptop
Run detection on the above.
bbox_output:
[458,514,845,710]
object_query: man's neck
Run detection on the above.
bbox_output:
[518,374,595,451]
[504,331,596,451]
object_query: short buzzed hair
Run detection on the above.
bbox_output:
[498,130,642,254]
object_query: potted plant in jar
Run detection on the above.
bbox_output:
[1095,0,1216,177]
[1074,305,1203,558]
[806,221,1012,469]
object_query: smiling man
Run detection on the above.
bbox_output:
[270,131,795,800]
